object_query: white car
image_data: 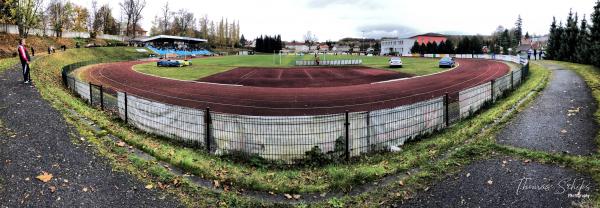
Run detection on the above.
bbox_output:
[389,57,403,68]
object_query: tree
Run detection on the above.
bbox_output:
[72,5,88,32]
[160,2,170,34]
[524,32,530,40]
[444,39,455,54]
[575,15,591,64]
[47,0,74,37]
[239,34,246,47]
[7,0,44,37]
[500,29,511,54]
[304,31,317,51]
[410,41,420,54]
[120,0,145,37]
[546,17,560,60]
[590,0,600,66]
[514,15,523,45]
[563,10,579,62]
[438,41,447,54]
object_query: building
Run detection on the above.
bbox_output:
[285,42,309,52]
[411,33,447,45]
[379,33,448,55]
[380,38,415,55]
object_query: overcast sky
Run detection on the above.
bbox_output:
[86,0,595,41]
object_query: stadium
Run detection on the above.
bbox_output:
[62,38,529,162]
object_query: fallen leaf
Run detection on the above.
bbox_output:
[292,194,301,199]
[116,141,126,147]
[466,173,471,178]
[36,172,53,183]
[561,129,567,134]
[524,159,531,163]
[398,180,404,186]
[145,184,153,189]
[25,177,30,181]
[213,180,220,188]
[49,186,56,193]
[82,187,88,192]
[268,191,275,195]
[284,194,292,199]
[487,180,493,185]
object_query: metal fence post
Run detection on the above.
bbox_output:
[510,71,514,90]
[366,111,371,153]
[345,110,350,161]
[444,93,449,127]
[205,107,212,152]
[490,80,495,102]
[99,85,104,111]
[88,82,93,105]
[124,92,128,123]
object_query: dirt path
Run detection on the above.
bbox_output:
[398,63,598,207]
[398,157,595,207]
[497,63,597,155]
[0,64,182,207]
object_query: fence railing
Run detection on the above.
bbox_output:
[295,59,363,66]
[61,55,529,164]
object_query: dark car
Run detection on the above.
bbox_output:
[157,60,183,67]
[439,57,456,68]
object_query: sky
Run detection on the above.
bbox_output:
[84,0,596,41]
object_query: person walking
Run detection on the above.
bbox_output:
[18,39,32,84]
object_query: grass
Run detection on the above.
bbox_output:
[0,57,18,73]
[28,46,564,206]
[133,55,446,81]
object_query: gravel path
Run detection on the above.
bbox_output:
[0,64,183,207]
[496,64,597,155]
[398,157,596,207]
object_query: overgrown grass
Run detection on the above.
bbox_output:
[133,55,445,80]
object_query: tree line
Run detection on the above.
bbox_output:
[149,2,242,49]
[0,0,146,38]
[546,2,600,67]
[254,35,282,53]
[409,16,525,55]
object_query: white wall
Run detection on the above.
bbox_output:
[0,23,127,41]
[380,38,415,55]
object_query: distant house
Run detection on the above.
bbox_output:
[286,42,309,52]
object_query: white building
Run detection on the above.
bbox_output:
[380,38,416,55]
[286,42,309,52]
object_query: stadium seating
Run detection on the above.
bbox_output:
[147,45,213,56]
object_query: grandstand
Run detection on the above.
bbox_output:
[141,35,213,56]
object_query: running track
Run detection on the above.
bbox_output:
[83,59,510,116]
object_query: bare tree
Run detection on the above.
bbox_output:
[160,1,170,34]
[304,31,318,51]
[119,0,145,37]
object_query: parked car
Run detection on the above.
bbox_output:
[439,57,456,68]
[157,60,183,67]
[389,57,403,68]
[177,60,192,66]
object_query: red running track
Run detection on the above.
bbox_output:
[83,59,510,116]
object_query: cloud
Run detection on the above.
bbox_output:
[306,0,382,9]
[356,24,420,39]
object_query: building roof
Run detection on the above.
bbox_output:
[409,33,446,38]
[140,35,207,43]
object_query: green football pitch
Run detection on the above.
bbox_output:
[133,54,446,81]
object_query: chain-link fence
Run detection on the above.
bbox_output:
[62,55,530,164]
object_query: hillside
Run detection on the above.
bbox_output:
[0,33,117,58]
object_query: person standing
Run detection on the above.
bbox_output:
[31,47,35,56]
[18,39,32,84]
